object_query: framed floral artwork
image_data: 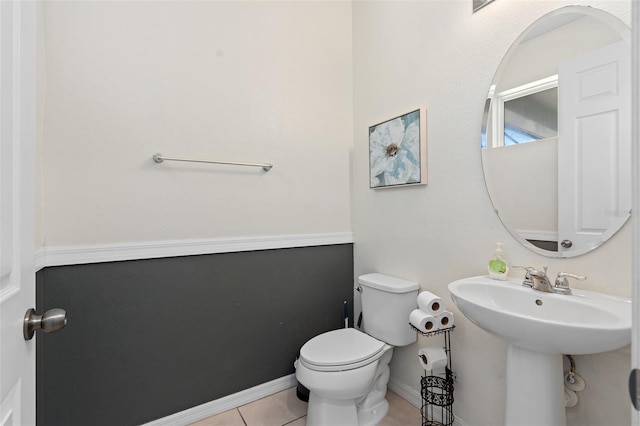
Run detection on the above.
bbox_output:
[473,0,495,13]
[369,108,427,189]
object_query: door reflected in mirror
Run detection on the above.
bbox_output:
[481,6,631,258]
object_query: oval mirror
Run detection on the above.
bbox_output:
[481,6,631,258]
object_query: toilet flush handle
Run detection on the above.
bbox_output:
[356,285,363,293]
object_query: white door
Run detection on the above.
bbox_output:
[0,1,37,425]
[557,40,631,255]
[632,3,640,424]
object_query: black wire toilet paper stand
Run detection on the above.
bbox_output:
[411,324,455,426]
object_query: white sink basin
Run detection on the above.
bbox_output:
[448,275,631,354]
[449,275,631,425]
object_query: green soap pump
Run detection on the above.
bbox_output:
[488,242,509,280]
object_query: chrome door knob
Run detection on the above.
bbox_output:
[23,308,67,340]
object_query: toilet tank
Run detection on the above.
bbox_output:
[359,273,419,346]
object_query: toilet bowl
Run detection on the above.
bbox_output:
[295,273,420,426]
[296,328,393,426]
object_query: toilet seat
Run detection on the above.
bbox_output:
[299,328,387,372]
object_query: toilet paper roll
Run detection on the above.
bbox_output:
[417,291,444,316]
[564,388,578,408]
[418,346,448,372]
[410,309,437,333]
[436,311,454,329]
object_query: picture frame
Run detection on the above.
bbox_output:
[473,0,495,13]
[369,108,427,189]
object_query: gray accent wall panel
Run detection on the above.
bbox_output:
[36,244,353,426]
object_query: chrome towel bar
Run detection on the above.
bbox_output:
[153,153,273,171]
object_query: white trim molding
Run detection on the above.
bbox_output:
[35,249,46,271]
[143,374,298,426]
[36,232,354,269]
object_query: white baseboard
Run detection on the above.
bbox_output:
[36,232,354,269]
[388,377,422,409]
[144,374,468,426]
[388,378,470,426]
[143,374,298,426]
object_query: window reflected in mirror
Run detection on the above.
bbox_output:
[504,87,557,145]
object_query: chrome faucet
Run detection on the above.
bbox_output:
[513,266,585,295]
[513,266,548,290]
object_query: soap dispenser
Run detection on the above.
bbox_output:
[488,242,509,280]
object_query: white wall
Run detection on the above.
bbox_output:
[39,1,353,247]
[352,1,632,425]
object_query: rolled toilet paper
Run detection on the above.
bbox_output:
[417,291,444,316]
[418,346,448,372]
[436,311,454,329]
[410,309,437,332]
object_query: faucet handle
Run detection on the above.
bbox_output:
[512,266,534,287]
[556,272,586,283]
[554,272,586,295]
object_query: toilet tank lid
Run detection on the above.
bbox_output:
[358,273,419,293]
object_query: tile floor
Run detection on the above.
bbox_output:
[190,386,422,426]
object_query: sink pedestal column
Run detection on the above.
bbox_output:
[505,345,565,426]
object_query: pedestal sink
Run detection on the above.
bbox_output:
[448,275,631,426]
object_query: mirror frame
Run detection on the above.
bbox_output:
[481,5,632,258]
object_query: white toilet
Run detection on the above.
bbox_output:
[295,273,419,426]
